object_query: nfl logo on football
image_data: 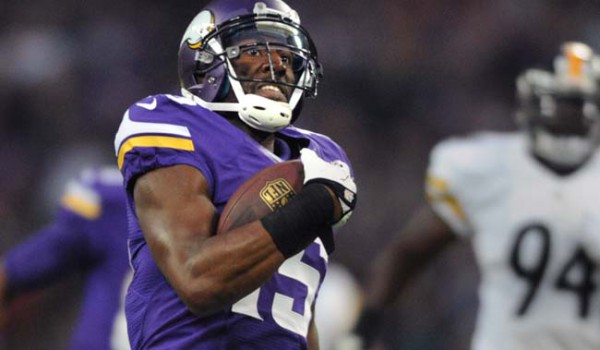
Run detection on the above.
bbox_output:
[260,179,296,211]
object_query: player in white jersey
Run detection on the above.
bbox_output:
[351,42,600,350]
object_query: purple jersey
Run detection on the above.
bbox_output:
[114,94,353,349]
[3,167,130,350]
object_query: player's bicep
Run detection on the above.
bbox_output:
[133,165,217,270]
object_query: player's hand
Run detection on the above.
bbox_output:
[300,148,357,227]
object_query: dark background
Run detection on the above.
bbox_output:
[2,0,600,348]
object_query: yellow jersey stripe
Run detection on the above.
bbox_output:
[114,110,192,156]
[117,135,195,169]
[426,175,467,221]
[426,176,448,192]
[61,194,101,220]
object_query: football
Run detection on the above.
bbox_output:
[217,160,304,234]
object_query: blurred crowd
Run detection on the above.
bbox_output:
[3,0,600,348]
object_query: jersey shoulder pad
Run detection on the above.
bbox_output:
[114,94,206,169]
[284,125,334,143]
[60,172,103,220]
[60,166,126,219]
[426,131,514,235]
[80,166,127,204]
[283,126,350,166]
[114,94,199,158]
[428,131,511,185]
[114,94,221,191]
[79,166,123,187]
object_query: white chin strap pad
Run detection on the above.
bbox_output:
[238,93,293,132]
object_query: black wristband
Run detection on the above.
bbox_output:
[261,183,335,258]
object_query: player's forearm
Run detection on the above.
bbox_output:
[155,187,336,316]
[137,166,339,316]
[164,221,286,316]
[3,223,87,295]
[186,183,336,297]
[353,246,422,345]
[139,201,285,315]
[366,206,456,308]
[366,247,422,308]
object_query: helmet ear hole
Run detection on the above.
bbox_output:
[193,49,219,80]
[215,78,231,101]
[187,62,228,102]
[196,51,215,65]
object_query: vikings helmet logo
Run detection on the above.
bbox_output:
[180,10,216,49]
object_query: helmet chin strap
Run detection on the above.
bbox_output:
[237,93,293,132]
[182,76,298,133]
[225,62,293,132]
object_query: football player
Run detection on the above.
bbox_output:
[352,42,600,350]
[0,166,130,350]
[113,0,357,349]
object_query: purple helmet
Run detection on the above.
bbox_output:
[178,0,323,132]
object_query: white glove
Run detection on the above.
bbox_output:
[300,148,357,227]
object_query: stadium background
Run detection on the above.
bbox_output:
[2,0,599,348]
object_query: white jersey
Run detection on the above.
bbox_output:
[426,131,600,350]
